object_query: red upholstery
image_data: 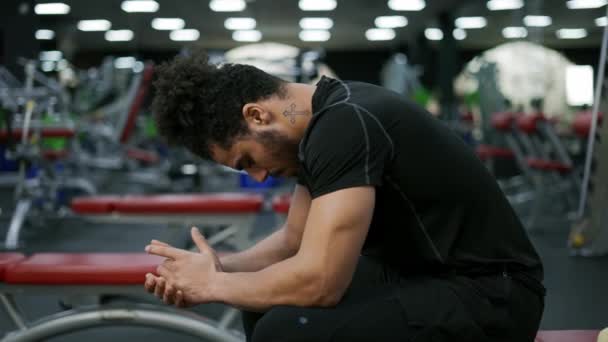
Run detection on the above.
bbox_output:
[491,112,515,131]
[0,253,25,280]
[71,193,264,214]
[517,113,545,135]
[461,112,474,123]
[125,147,160,164]
[535,330,599,342]
[71,195,121,214]
[573,111,603,138]
[475,145,514,161]
[272,194,291,214]
[526,158,573,174]
[0,128,75,140]
[119,64,154,144]
[4,253,162,285]
[42,150,69,161]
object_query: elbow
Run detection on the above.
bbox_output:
[300,273,345,307]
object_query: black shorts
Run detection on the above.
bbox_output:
[241,256,544,342]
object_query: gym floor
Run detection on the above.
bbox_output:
[0,184,607,341]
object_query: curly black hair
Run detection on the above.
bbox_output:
[152,51,286,160]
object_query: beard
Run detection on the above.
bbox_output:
[254,129,301,177]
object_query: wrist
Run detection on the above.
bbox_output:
[209,271,228,303]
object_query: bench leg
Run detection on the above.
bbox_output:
[0,293,27,330]
[5,199,32,249]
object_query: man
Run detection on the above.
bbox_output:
[144,51,545,341]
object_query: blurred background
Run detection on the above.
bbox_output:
[0,0,607,341]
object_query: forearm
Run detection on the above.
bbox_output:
[211,255,332,312]
[219,226,297,273]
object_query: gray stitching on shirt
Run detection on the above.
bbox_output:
[351,105,370,184]
[349,103,395,161]
[385,176,444,263]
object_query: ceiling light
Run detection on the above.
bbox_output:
[597,16,608,26]
[453,28,466,40]
[34,3,70,15]
[77,19,112,31]
[299,17,334,30]
[121,0,159,12]
[115,57,136,69]
[299,30,331,41]
[152,18,185,30]
[388,0,426,11]
[365,28,396,41]
[224,18,256,30]
[556,28,587,39]
[41,61,55,72]
[170,29,200,41]
[56,59,68,71]
[502,26,528,38]
[232,30,262,42]
[455,16,487,29]
[105,30,134,41]
[523,15,552,27]
[487,0,523,10]
[35,29,55,40]
[133,61,145,73]
[299,0,337,11]
[39,50,63,61]
[375,16,408,28]
[566,0,607,9]
[210,0,246,12]
[425,28,443,40]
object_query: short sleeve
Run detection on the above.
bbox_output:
[301,104,392,198]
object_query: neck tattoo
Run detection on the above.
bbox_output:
[283,103,307,124]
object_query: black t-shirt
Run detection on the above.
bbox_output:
[297,76,544,292]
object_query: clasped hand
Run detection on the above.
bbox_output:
[144,227,223,307]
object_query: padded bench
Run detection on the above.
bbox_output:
[0,253,603,342]
[70,193,264,250]
[0,252,243,342]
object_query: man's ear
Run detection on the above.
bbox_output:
[243,103,272,126]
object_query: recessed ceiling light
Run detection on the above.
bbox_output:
[299,0,337,11]
[39,50,63,61]
[115,57,136,69]
[556,28,587,39]
[152,18,185,30]
[375,16,408,28]
[210,0,246,12]
[34,3,70,15]
[232,30,263,42]
[41,61,55,72]
[78,20,112,31]
[170,29,200,41]
[299,30,331,41]
[365,28,396,41]
[387,0,425,11]
[121,0,159,13]
[596,16,608,26]
[455,17,487,29]
[35,29,55,40]
[425,28,443,40]
[502,26,528,38]
[566,0,607,9]
[453,28,466,40]
[225,18,257,30]
[487,0,523,10]
[523,15,552,27]
[299,18,334,30]
[105,30,134,42]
